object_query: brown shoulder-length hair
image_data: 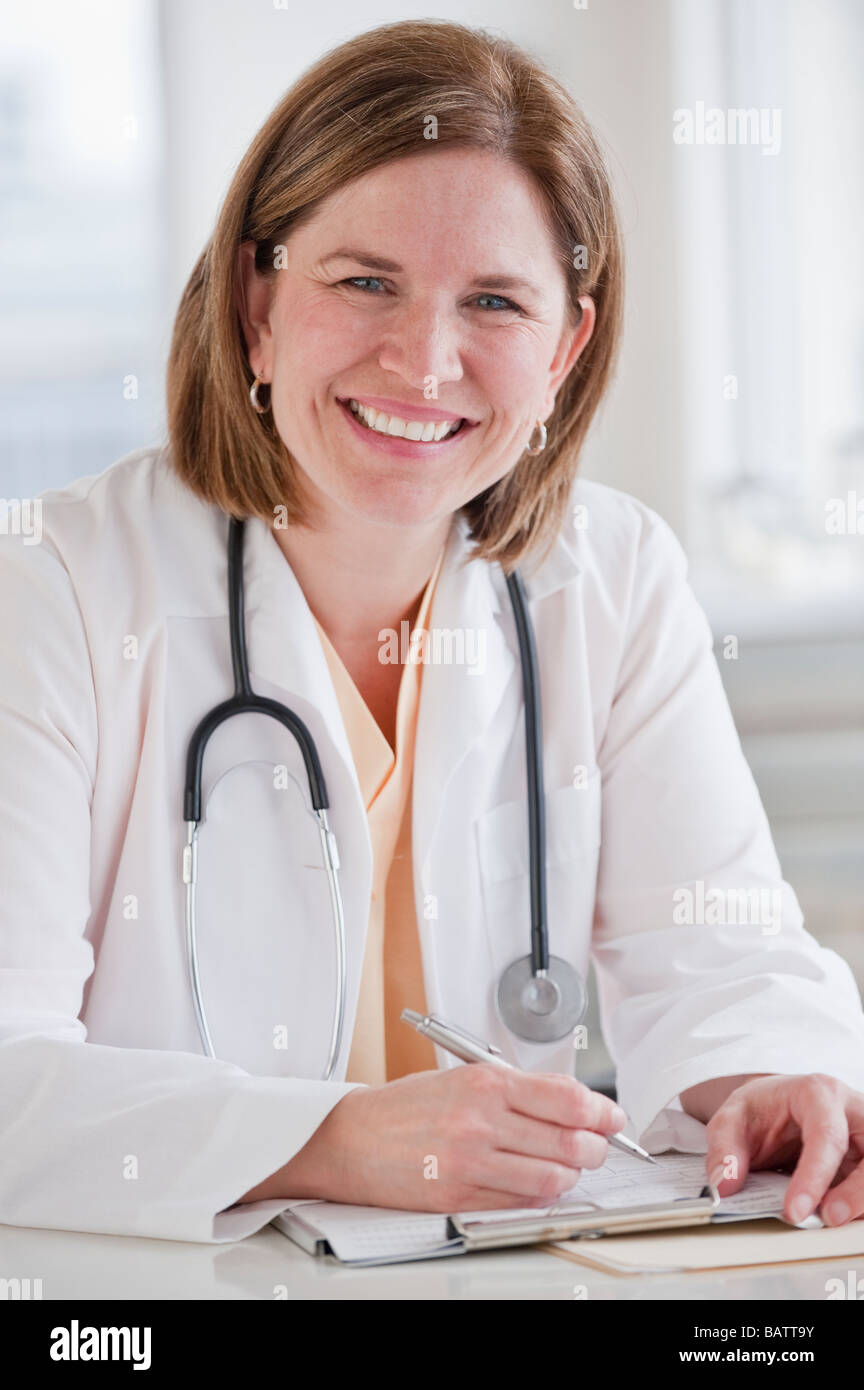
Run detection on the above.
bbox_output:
[165,18,624,572]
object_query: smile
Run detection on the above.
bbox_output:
[342,398,466,441]
[337,394,480,458]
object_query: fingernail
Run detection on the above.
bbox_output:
[789,1193,812,1223]
[611,1105,627,1129]
[825,1200,850,1226]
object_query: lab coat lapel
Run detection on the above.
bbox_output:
[239,514,362,801]
[412,513,583,876]
[412,517,517,874]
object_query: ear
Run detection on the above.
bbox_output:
[540,295,596,419]
[235,241,277,376]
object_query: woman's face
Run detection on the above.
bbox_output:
[238,146,594,531]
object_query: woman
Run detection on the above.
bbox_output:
[1,19,863,1246]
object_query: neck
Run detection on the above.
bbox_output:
[271,510,453,646]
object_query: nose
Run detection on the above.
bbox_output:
[375,297,464,394]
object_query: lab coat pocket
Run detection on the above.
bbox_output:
[474,771,602,1008]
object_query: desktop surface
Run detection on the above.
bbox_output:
[0,1220,857,1301]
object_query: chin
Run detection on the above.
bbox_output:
[337,476,460,531]
[351,497,453,531]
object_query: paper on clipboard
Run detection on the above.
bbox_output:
[456,1149,795,1226]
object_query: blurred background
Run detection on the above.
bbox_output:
[1,0,862,1086]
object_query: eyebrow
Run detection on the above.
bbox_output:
[321,248,543,296]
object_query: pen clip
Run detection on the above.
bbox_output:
[425,1013,504,1057]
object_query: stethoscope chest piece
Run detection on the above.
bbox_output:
[496,954,588,1043]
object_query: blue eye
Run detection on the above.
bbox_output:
[475,293,522,313]
[343,276,385,292]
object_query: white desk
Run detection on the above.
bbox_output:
[0,1221,858,1300]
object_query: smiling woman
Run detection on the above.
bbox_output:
[166,18,623,570]
[3,16,864,1250]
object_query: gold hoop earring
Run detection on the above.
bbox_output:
[249,374,271,416]
[526,420,547,455]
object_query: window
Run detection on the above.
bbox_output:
[0,0,163,501]
[673,0,864,611]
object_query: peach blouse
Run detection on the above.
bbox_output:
[311,550,445,1085]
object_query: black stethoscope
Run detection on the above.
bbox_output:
[182,516,587,1077]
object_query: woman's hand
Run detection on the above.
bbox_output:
[702,1074,864,1226]
[258,1065,626,1212]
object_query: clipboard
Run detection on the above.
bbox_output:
[446,1191,720,1252]
[274,1185,728,1265]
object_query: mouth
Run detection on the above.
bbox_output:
[337,396,474,445]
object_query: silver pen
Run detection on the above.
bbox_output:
[402,1008,659,1165]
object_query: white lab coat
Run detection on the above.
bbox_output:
[1,444,863,1245]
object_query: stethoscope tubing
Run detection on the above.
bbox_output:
[183,518,346,1077]
[504,570,548,976]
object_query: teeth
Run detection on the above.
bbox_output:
[347,399,463,440]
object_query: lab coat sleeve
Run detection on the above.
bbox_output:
[589,506,864,1143]
[0,535,363,1244]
